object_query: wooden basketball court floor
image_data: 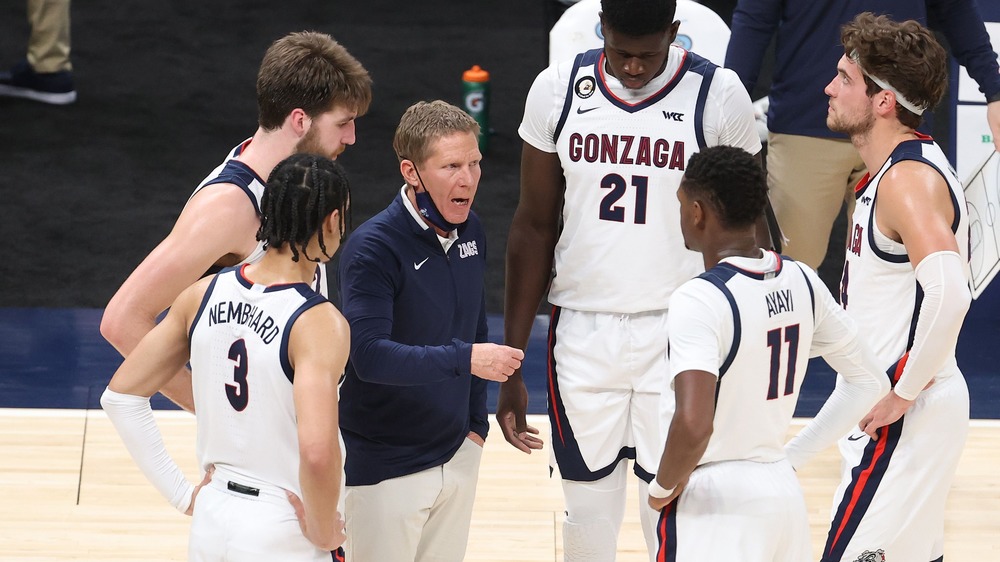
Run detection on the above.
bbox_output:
[1,409,997,561]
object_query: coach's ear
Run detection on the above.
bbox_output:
[399,159,420,190]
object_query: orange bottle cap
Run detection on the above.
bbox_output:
[463,65,490,82]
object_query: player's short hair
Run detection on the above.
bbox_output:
[682,146,766,228]
[257,31,372,131]
[600,0,677,36]
[841,13,948,129]
[392,100,480,165]
[257,153,351,262]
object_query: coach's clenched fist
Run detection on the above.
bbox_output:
[470,343,524,382]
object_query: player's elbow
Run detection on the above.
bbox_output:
[674,409,714,447]
[952,285,972,318]
[299,441,339,475]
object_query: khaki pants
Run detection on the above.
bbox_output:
[27,0,72,73]
[345,437,483,562]
[767,133,867,268]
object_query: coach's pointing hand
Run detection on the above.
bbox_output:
[471,343,524,382]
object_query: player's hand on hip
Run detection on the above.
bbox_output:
[859,390,914,439]
[647,477,685,512]
[330,512,347,552]
[495,375,544,454]
[186,464,215,516]
[287,491,347,551]
[470,343,524,382]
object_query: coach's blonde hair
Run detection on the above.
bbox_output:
[393,100,480,165]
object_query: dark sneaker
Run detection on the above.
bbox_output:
[0,60,76,105]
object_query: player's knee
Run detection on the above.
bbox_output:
[98,307,125,350]
[563,517,618,562]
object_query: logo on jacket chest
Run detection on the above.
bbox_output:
[458,240,479,259]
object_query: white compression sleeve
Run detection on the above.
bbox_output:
[100,387,194,513]
[784,337,889,470]
[894,251,971,400]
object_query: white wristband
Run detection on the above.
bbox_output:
[648,478,676,499]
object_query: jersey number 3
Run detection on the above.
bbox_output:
[766,325,800,400]
[226,339,249,411]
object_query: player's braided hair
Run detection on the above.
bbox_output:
[600,0,677,37]
[682,146,766,228]
[841,13,948,129]
[257,153,351,262]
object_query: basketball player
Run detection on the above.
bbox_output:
[726,0,1000,270]
[548,0,731,67]
[101,154,352,560]
[647,145,888,561]
[338,101,523,562]
[100,31,372,412]
[785,13,973,562]
[498,0,762,559]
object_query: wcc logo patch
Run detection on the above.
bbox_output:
[853,550,886,562]
[575,76,596,99]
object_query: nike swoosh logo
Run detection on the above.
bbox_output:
[847,434,868,442]
[576,106,598,114]
[414,258,429,270]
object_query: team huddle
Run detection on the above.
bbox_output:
[99,1,994,561]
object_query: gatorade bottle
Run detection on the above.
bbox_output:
[462,65,490,153]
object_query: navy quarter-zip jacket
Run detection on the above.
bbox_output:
[338,192,489,486]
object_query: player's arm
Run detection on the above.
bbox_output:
[648,369,715,511]
[649,283,722,510]
[783,264,889,469]
[101,186,260,412]
[288,302,349,552]
[859,162,970,430]
[100,278,211,515]
[495,142,563,453]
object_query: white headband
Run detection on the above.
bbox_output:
[849,50,926,115]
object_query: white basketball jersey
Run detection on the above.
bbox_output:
[841,136,969,368]
[670,253,821,464]
[550,47,713,313]
[192,139,328,296]
[189,265,329,495]
[548,0,731,67]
